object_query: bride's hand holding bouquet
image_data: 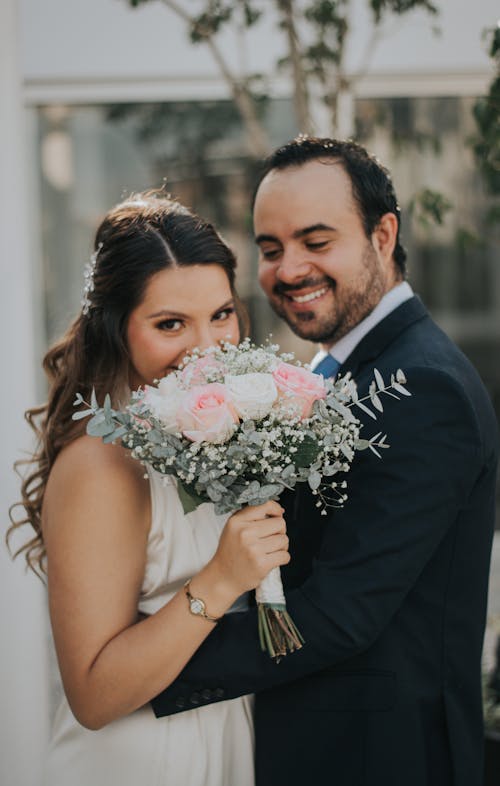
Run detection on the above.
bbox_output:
[76,338,410,659]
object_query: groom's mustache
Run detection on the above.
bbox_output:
[272,277,334,297]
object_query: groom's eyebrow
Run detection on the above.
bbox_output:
[255,223,336,244]
[294,223,336,237]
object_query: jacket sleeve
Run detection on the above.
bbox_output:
[151,366,487,717]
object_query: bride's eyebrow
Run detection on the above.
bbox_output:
[147,309,186,319]
[147,299,235,320]
[211,298,235,315]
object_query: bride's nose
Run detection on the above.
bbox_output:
[192,323,220,352]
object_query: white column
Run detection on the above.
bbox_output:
[0,2,50,785]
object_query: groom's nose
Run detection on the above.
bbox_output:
[275,246,312,284]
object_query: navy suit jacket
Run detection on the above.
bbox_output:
[151,297,498,786]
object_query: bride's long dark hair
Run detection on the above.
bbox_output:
[8,192,247,577]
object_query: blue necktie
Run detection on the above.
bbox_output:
[313,354,341,379]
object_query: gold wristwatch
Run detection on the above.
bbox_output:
[184,579,220,623]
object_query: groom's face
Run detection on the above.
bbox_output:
[254,160,398,346]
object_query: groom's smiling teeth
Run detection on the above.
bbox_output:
[290,286,329,304]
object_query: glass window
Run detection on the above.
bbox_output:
[355,94,500,421]
[37,98,309,356]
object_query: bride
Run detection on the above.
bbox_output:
[8,192,290,786]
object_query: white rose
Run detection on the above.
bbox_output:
[142,374,185,433]
[224,372,278,421]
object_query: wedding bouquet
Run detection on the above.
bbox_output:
[74,339,410,659]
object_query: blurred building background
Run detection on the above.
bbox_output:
[1,1,499,783]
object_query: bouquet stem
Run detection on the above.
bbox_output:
[255,566,304,660]
[257,604,304,660]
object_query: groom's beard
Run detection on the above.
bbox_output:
[267,243,387,345]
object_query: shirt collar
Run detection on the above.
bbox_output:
[311,281,414,368]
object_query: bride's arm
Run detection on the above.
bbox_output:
[43,435,288,731]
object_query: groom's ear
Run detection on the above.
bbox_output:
[372,213,398,268]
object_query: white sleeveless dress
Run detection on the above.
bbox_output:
[43,468,255,786]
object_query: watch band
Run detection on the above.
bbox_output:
[184,579,221,623]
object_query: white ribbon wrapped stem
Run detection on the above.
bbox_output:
[255,566,286,606]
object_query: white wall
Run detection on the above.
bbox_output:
[0,3,50,785]
[20,0,498,101]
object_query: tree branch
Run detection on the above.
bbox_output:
[276,0,313,134]
[160,0,270,157]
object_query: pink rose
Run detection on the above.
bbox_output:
[177,383,239,443]
[180,355,226,386]
[272,361,327,419]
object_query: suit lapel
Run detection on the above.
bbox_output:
[285,296,429,564]
[339,295,428,379]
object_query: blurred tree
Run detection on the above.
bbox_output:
[125,0,439,157]
[472,22,500,224]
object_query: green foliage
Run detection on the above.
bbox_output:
[124,0,440,133]
[472,25,500,197]
[484,635,500,733]
[190,2,234,43]
[369,0,438,23]
[408,188,453,229]
[303,0,349,74]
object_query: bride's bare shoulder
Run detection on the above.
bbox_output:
[46,434,147,501]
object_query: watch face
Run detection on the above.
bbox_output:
[190,598,205,615]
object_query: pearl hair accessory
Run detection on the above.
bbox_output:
[81,242,103,315]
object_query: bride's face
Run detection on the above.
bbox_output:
[126,263,240,388]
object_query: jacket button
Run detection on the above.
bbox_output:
[202,689,212,701]
[190,692,201,705]
[175,697,186,709]
[214,687,225,698]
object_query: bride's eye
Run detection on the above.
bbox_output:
[157,318,183,332]
[213,307,235,322]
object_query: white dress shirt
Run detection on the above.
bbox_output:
[310,281,414,370]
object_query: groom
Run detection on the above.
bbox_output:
[152,138,498,785]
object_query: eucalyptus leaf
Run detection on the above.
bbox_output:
[308,470,322,490]
[369,392,384,412]
[373,368,385,390]
[147,429,164,444]
[248,431,265,445]
[177,482,205,515]
[326,396,356,421]
[259,483,284,498]
[281,463,296,479]
[339,443,354,461]
[294,435,321,468]
[314,399,329,419]
[102,425,129,444]
[151,445,175,458]
[104,394,112,415]
[354,400,378,420]
[86,418,118,437]
[393,382,412,396]
[72,409,94,421]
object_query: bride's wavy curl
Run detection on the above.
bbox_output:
[8,192,248,577]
